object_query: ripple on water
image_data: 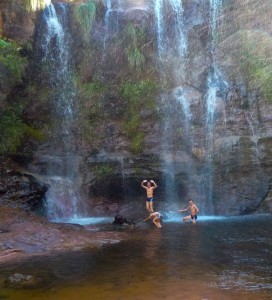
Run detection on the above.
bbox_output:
[0,215,271,300]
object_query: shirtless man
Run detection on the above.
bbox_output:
[141,180,158,212]
[178,199,199,223]
[143,212,162,228]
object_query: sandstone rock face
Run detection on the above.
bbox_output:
[0,0,272,216]
[0,158,47,211]
[0,0,37,43]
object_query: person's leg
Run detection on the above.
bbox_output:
[150,200,154,212]
[146,201,150,211]
[192,215,197,224]
[157,220,162,228]
[183,215,191,222]
[153,217,160,227]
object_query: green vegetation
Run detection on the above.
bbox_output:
[0,37,26,82]
[24,0,49,12]
[76,77,106,118]
[0,109,44,154]
[120,80,158,153]
[124,23,146,74]
[236,31,272,102]
[80,81,105,99]
[93,164,115,179]
[74,75,107,144]
[74,0,96,38]
[241,51,272,101]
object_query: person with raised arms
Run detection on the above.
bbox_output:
[178,199,199,224]
[141,179,158,212]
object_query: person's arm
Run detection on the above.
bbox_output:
[178,206,189,213]
[143,214,152,221]
[150,180,158,189]
[141,180,147,189]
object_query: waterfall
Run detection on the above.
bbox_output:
[153,0,230,213]
[103,0,113,50]
[169,0,187,59]
[153,0,187,63]
[154,0,188,207]
[38,3,84,221]
[174,87,192,135]
[204,0,228,213]
[103,0,124,51]
[153,0,164,59]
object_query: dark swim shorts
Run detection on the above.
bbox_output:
[146,197,154,202]
[191,215,197,220]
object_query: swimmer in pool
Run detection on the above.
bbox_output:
[141,179,158,212]
[143,212,162,228]
[178,199,199,224]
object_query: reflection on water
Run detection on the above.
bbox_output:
[0,216,271,299]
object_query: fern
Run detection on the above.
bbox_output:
[0,37,26,81]
[124,23,146,73]
[126,47,145,73]
[0,110,43,154]
[75,0,96,36]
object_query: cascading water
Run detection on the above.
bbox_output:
[37,3,85,220]
[204,0,228,213]
[103,0,113,50]
[154,0,190,207]
[103,0,123,51]
[153,0,164,59]
[153,0,187,65]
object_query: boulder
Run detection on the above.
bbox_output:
[113,215,135,225]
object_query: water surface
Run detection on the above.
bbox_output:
[0,215,271,299]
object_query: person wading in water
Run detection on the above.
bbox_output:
[178,199,199,224]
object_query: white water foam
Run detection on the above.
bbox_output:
[54,217,113,225]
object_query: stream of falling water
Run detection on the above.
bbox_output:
[204,0,228,214]
[38,3,84,220]
[153,0,196,207]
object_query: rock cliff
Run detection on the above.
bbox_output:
[0,0,272,215]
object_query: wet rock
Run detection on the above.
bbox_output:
[0,158,47,211]
[0,0,37,43]
[113,215,135,225]
[0,0,272,217]
[4,273,42,289]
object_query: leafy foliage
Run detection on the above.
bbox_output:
[93,164,115,179]
[124,23,146,74]
[81,81,105,99]
[74,0,96,38]
[121,80,158,153]
[241,51,272,100]
[0,109,44,154]
[121,80,157,108]
[126,47,145,74]
[0,37,26,81]
[234,31,272,102]
[74,75,107,144]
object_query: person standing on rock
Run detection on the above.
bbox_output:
[143,212,162,228]
[141,179,158,212]
[178,199,199,224]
